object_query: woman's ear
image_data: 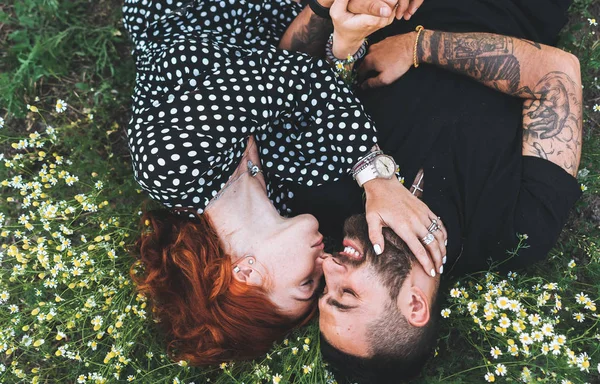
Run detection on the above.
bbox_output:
[232,256,264,286]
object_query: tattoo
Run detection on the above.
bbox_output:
[289,13,332,57]
[521,72,582,175]
[426,32,521,93]
[517,38,542,50]
[418,31,582,176]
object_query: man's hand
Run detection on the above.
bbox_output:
[364,177,447,278]
[358,32,414,88]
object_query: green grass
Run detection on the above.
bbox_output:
[0,1,598,383]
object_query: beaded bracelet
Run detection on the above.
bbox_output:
[325,33,368,84]
[350,150,383,177]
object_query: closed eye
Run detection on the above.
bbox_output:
[343,288,357,297]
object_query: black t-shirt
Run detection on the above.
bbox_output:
[287,0,581,275]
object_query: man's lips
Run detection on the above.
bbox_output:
[340,237,364,260]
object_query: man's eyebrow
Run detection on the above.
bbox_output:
[326,297,357,311]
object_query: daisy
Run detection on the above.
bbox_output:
[490,346,502,359]
[56,99,67,113]
[495,364,507,376]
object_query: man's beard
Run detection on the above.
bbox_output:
[335,214,415,299]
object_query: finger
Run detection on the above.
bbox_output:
[421,229,443,276]
[361,74,388,89]
[396,0,409,19]
[366,212,385,255]
[404,234,437,277]
[431,227,446,273]
[357,54,376,79]
[437,219,449,261]
[408,0,424,16]
[347,0,395,17]
[330,0,350,17]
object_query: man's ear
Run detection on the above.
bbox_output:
[232,257,264,286]
[398,286,430,327]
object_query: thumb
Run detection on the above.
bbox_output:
[330,0,350,16]
[366,212,385,255]
[361,74,387,89]
[347,0,394,17]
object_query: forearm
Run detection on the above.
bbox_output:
[278,1,333,57]
[417,30,582,176]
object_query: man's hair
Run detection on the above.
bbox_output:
[321,217,440,383]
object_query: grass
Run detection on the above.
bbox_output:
[0,0,598,383]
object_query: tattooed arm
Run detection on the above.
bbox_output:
[278,0,334,57]
[416,31,582,176]
[359,30,582,176]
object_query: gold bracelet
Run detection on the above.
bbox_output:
[413,25,424,68]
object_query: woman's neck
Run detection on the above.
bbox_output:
[205,137,280,259]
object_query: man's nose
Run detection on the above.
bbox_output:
[323,255,346,275]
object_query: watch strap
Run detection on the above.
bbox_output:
[354,163,378,187]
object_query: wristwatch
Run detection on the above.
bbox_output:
[353,154,398,187]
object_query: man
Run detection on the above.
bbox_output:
[281,0,582,382]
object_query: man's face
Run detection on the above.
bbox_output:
[318,214,410,357]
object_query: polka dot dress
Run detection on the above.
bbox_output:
[123,0,378,215]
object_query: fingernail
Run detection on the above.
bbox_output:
[443,255,447,264]
[380,6,391,17]
[430,268,436,277]
[410,6,418,15]
[439,266,444,274]
[444,239,448,246]
[374,244,382,255]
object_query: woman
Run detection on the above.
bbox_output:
[123,0,442,365]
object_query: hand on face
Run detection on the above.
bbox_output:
[363,177,447,279]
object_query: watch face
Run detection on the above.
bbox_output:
[375,156,396,177]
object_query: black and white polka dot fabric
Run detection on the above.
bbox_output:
[123,0,378,215]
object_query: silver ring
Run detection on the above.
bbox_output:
[421,233,435,246]
[427,222,439,233]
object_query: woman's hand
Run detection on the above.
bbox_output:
[357,32,414,88]
[364,177,448,277]
[330,0,396,58]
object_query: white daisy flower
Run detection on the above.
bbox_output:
[55,99,68,113]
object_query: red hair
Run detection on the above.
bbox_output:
[130,208,316,365]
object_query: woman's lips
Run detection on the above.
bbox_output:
[312,235,324,249]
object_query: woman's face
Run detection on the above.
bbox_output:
[255,213,328,317]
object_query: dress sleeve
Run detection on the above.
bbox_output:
[127,7,377,213]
